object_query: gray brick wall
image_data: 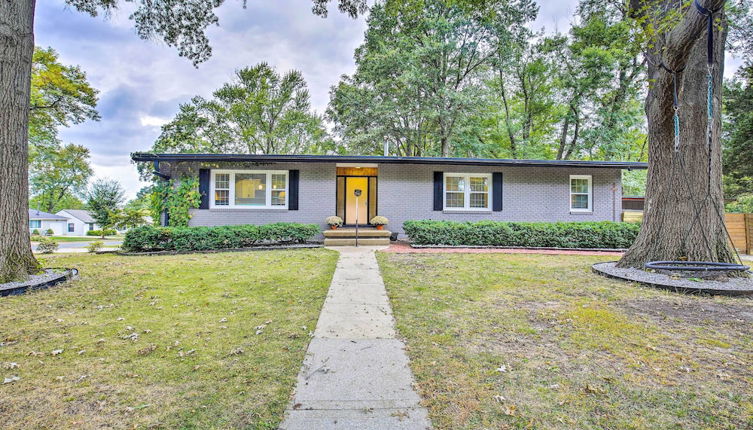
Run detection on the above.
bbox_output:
[168,161,623,238]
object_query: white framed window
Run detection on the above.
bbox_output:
[570,175,592,212]
[210,170,289,209]
[29,220,41,229]
[443,173,492,211]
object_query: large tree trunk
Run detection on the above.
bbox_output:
[619,0,736,267]
[0,0,39,282]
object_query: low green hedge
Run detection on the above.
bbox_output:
[403,220,640,249]
[122,223,320,252]
[87,229,117,236]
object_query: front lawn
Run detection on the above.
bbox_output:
[378,252,753,429]
[0,249,338,429]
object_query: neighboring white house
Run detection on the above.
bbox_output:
[28,209,69,235]
[56,209,100,236]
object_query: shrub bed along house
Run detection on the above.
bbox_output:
[403,220,640,249]
[122,223,320,252]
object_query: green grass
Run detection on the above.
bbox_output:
[31,236,121,242]
[378,252,753,430]
[0,249,339,429]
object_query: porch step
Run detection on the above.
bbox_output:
[324,238,391,246]
[323,228,391,238]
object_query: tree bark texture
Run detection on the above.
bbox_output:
[619,0,736,267]
[0,0,39,282]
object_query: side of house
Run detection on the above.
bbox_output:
[57,209,99,236]
[28,210,69,235]
[132,154,647,238]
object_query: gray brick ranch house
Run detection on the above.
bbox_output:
[131,153,647,238]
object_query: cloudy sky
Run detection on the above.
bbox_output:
[36,0,741,199]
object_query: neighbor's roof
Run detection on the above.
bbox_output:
[59,209,96,223]
[29,209,67,220]
[131,153,648,170]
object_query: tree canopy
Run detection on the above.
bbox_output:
[152,63,332,155]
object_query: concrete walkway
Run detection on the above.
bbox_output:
[280,246,431,429]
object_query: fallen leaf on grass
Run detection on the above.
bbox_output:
[3,362,19,370]
[230,347,244,356]
[503,404,517,416]
[3,376,20,384]
[585,384,605,394]
[51,349,64,356]
[138,345,157,356]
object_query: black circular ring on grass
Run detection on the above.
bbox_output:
[644,261,750,272]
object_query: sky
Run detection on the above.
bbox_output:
[36,0,742,200]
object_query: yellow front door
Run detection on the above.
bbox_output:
[345,177,369,225]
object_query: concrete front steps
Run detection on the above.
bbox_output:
[323,228,391,246]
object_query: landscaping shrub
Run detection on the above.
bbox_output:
[36,237,58,254]
[87,240,104,253]
[45,228,54,236]
[122,223,320,252]
[87,229,117,237]
[31,229,40,236]
[403,220,640,249]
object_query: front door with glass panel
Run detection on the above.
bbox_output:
[336,167,377,226]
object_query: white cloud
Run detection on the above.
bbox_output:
[139,115,169,128]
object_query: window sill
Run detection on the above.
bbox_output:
[207,207,288,211]
[442,209,493,214]
[570,211,593,215]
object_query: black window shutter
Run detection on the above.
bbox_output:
[288,170,299,210]
[433,171,443,211]
[198,169,210,209]
[492,172,503,211]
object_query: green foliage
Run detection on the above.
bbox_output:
[45,228,54,236]
[151,63,332,159]
[122,223,320,252]
[86,179,126,233]
[725,194,753,214]
[115,207,150,230]
[86,229,117,237]
[723,65,753,199]
[31,229,40,236]
[327,0,538,157]
[86,240,104,253]
[36,237,58,254]
[149,177,201,227]
[403,220,640,248]
[29,143,93,213]
[622,169,647,196]
[28,46,99,164]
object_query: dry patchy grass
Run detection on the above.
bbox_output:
[0,249,338,429]
[378,252,753,430]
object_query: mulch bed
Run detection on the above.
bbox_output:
[0,268,78,297]
[384,241,625,256]
[593,261,753,296]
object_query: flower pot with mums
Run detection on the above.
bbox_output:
[326,216,343,229]
[370,216,389,230]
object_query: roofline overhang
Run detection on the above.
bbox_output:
[131,153,648,170]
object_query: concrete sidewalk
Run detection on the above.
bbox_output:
[280,247,431,429]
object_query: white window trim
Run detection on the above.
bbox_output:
[569,174,593,212]
[210,169,289,209]
[443,173,492,211]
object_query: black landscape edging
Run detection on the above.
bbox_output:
[118,243,323,256]
[592,261,753,297]
[0,268,79,297]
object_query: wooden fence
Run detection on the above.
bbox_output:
[622,211,753,254]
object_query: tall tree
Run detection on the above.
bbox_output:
[86,179,125,237]
[618,0,735,267]
[29,144,93,213]
[722,64,753,199]
[153,63,332,155]
[328,0,537,157]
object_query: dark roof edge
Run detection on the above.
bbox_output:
[131,153,648,170]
